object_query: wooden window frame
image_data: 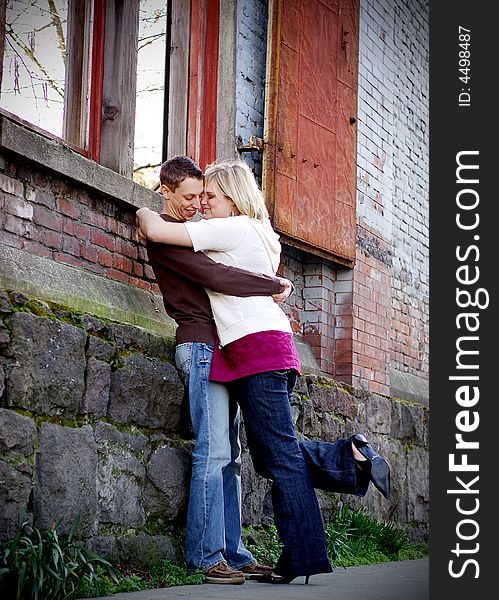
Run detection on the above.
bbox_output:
[0,0,140,178]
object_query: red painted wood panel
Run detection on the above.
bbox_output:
[187,0,219,170]
[88,0,106,162]
[199,0,219,170]
[272,0,359,264]
[187,0,203,162]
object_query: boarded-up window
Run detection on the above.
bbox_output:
[264,0,359,266]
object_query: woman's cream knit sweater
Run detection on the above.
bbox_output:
[185,215,292,346]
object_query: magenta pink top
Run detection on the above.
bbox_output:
[209,330,301,382]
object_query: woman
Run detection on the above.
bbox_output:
[136,160,390,584]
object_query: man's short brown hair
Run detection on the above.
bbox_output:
[159,155,203,191]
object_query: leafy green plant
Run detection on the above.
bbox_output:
[325,504,428,567]
[243,524,283,566]
[0,512,119,600]
[324,504,356,565]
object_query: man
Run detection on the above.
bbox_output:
[140,156,291,584]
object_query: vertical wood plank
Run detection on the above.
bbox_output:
[262,0,283,216]
[87,0,106,162]
[187,0,220,169]
[187,0,203,163]
[216,0,237,161]
[167,0,191,159]
[100,0,140,177]
[198,0,219,170]
[63,0,90,149]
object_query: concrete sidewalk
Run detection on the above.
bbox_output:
[85,558,429,600]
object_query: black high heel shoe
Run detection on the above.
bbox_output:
[352,434,391,499]
[255,572,310,584]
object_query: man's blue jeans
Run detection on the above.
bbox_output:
[175,342,254,571]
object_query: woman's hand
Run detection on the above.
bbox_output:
[135,208,158,243]
[135,207,193,246]
[136,224,148,244]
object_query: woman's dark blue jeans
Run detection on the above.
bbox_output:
[229,369,334,578]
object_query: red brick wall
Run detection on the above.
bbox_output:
[391,291,429,379]
[0,156,159,294]
[353,224,391,396]
[279,246,355,384]
[279,231,392,397]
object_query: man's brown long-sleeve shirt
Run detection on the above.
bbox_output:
[146,215,282,345]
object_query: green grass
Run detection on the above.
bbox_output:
[1,508,427,598]
[77,560,204,598]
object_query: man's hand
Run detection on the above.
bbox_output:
[272,278,294,303]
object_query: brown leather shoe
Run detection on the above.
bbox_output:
[241,562,275,580]
[204,561,245,584]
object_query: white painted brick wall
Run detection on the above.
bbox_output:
[357,0,429,375]
[235,0,268,175]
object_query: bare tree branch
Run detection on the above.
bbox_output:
[47,0,66,66]
[134,162,161,171]
[5,36,40,102]
[138,32,166,51]
[5,24,64,98]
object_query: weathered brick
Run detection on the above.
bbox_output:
[22,240,52,258]
[3,195,33,220]
[90,229,115,251]
[132,262,143,277]
[117,221,135,240]
[112,255,133,274]
[82,209,109,230]
[135,279,154,292]
[63,220,90,239]
[34,228,63,250]
[53,252,87,269]
[143,264,156,281]
[105,269,130,284]
[33,205,63,231]
[80,244,99,263]
[117,238,138,259]
[62,236,81,257]
[0,173,23,196]
[98,250,113,267]
[57,197,81,219]
[4,214,31,237]
[0,230,23,248]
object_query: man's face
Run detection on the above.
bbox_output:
[161,177,204,221]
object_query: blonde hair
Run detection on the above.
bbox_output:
[204,160,269,222]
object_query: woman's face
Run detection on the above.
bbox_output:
[201,182,236,219]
